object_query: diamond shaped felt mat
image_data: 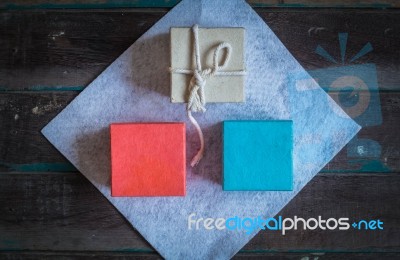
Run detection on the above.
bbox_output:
[42,0,360,258]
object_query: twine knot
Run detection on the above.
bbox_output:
[188,69,211,113]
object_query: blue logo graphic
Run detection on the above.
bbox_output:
[316,33,373,65]
[288,33,389,172]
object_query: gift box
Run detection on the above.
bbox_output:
[170,26,245,103]
[223,120,293,191]
[110,123,186,197]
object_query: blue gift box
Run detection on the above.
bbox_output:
[223,120,293,191]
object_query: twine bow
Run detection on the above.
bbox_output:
[170,24,246,166]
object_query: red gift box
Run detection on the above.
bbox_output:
[110,123,186,197]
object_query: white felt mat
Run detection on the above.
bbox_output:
[42,0,360,258]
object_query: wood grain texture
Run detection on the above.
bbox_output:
[0,92,398,172]
[0,10,399,90]
[0,172,399,254]
[0,251,162,260]
[0,173,152,252]
[277,0,398,8]
[0,10,164,90]
[0,92,78,169]
[0,0,399,9]
[1,252,399,260]
[264,9,400,90]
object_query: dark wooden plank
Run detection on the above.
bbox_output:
[279,0,398,8]
[0,10,399,90]
[0,251,399,260]
[0,172,152,252]
[236,252,400,259]
[0,0,399,9]
[0,92,78,170]
[0,91,398,172]
[0,10,164,91]
[0,172,399,254]
[0,0,181,9]
[0,252,161,260]
[265,9,400,91]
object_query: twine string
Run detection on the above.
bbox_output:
[170,24,246,166]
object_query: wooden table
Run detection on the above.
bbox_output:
[0,3,399,259]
